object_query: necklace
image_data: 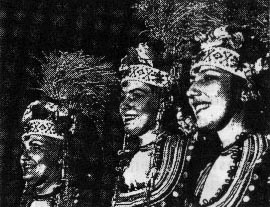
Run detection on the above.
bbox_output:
[112,132,165,206]
[197,133,247,206]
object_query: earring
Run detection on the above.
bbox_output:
[177,107,197,135]
[240,89,260,103]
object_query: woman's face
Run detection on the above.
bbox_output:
[20,135,61,185]
[120,81,160,136]
[187,67,234,130]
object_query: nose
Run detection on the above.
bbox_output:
[186,82,202,98]
[120,95,134,111]
[21,148,31,161]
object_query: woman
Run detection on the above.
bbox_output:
[19,51,118,207]
[185,25,270,206]
[112,39,196,206]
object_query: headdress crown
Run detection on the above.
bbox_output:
[120,41,173,88]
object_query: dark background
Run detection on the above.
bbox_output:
[0,0,144,206]
[0,0,269,206]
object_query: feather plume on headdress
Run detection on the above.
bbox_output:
[134,0,269,61]
[28,50,119,136]
[134,0,269,131]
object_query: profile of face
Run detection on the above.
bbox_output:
[120,81,160,136]
[186,66,234,130]
[20,134,62,185]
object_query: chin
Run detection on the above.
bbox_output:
[124,119,149,136]
[22,174,38,183]
[196,113,224,131]
[125,126,144,136]
[22,174,32,180]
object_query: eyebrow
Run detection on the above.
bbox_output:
[199,68,222,74]
[123,88,149,94]
[29,139,44,145]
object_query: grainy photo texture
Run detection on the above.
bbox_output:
[0,0,269,207]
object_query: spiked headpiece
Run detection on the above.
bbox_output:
[23,51,118,139]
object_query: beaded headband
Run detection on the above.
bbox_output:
[191,47,246,78]
[191,25,269,80]
[120,42,172,88]
[121,64,172,88]
[22,119,64,140]
[21,101,67,140]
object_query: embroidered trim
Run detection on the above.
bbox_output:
[194,133,268,207]
[121,64,172,88]
[114,134,191,206]
[191,47,250,79]
[22,119,64,140]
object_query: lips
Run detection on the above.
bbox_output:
[192,101,210,114]
[122,112,138,125]
[22,162,36,171]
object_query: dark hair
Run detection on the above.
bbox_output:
[149,84,180,134]
[231,75,267,132]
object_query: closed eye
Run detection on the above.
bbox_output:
[203,74,219,82]
[131,92,144,99]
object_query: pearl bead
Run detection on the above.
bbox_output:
[253,174,259,180]
[188,145,194,150]
[183,172,188,178]
[243,196,250,202]
[178,183,184,188]
[256,158,262,164]
[74,199,78,204]
[186,156,191,161]
[248,185,255,191]
[172,191,179,197]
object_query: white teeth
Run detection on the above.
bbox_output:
[195,103,209,113]
[24,164,35,169]
[123,114,137,122]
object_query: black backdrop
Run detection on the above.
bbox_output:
[0,0,144,206]
[0,0,269,206]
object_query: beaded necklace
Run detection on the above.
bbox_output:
[112,131,166,207]
[196,133,248,206]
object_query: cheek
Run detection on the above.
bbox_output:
[35,164,47,174]
[140,98,159,115]
[32,154,44,164]
[132,114,150,127]
[216,84,232,109]
[206,83,222,98]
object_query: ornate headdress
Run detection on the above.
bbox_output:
[135,0,269,105]
[191,25,269,103]
[120,42,173,88]
[134,0,269,77]
[22,100,67,140]
[191,25,269,80]
[25,51,118,137]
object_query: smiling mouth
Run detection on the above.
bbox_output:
[193,102,210,114]
[22,163,36,171]
[123,115,138,124]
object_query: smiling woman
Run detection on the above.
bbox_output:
[188,67,234,131]
[120,81,159,137]
[112,35,197,207]
[19,101,83,207]
[185,25,270,207]
[18,51,119,207]
[20,134,63,187]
